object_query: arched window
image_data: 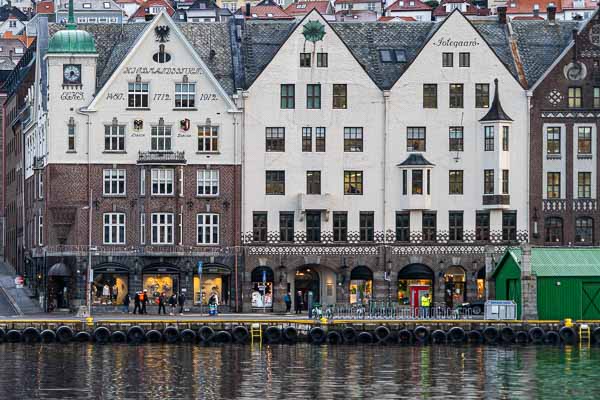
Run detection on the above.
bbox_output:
[544,216,563,244]
[575,216,594,244]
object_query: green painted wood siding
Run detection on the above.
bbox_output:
[494,256,522,318]
[537,277,600,320]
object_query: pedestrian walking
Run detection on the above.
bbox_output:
[158,292,167,315]
[284,291,292,313]
[295,290,303,314]
[141,289,149,314]
[168,293,177,316]
[178,291,186,315]
[133,292,141,315]
[123,292,130,314]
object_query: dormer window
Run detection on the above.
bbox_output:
[297,3,306,8]
[409,0,414,5]
[379,49,406,63]
[83,3,92,8]
[103,2,110,8]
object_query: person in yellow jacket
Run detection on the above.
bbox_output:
[421,292,432,318]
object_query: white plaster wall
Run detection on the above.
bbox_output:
[388,10,431,21]
[243,12,385,235]
[388,12,529,233]
[46,15,238,167]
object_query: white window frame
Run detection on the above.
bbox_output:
[175,82,196,108]
[197,213,219,245]
[103,213,126,245]
[37,173,44,199]
[104,123,125,151]
[140,212,146,245]
[151,213,174,244]
[151,124,172,152]
[38,215,43,246]
[103,169,126,196]
[197,169,219,196]
[151,169,174,195]
[197,125,219,153]
[128,82,149,109]
[140,169,146,196]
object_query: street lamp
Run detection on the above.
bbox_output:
[81,188,93,317]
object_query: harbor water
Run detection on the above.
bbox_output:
[0,343,598,399]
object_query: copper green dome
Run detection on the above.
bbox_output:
[47,0,96,54]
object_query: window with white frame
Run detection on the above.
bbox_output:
[37,173,44,199]
[140,212,146,245]
[151,169,174,195]
[140,169,146,196]
[151,213,174,244]
[103,213,126,244]
[38,215,43,246]
[197,169,219,196]
[197,213,219,244]
[175,82,196,108]
[104,119,125,151]
[128,81,149,108]
[198,125,218,152]
[103,169,126,195]
[151,121,172,151]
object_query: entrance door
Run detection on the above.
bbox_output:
[410,285,430,310]
[582,283,600,319]
[295,267,320,307]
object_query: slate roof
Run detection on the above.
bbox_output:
[497,247,600,277]
[397,153,435,166]
[510,19,579,86]
[48,22,236,94]
[0,5,28,22]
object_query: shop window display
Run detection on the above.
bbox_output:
[251,281,273,308]
[193,275,223,305]
[444,266,466,307]
[143,274,178,302]
[92,273,128,305]
[349,280,372,304]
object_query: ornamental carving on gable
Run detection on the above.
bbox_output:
[546,89,563,106]
[590,24,600,47]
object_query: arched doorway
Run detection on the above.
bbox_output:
[48,262,71,311]
[250,266,274,309]
[350,266,373,304]
[92,263,129,306]
[476,267,486,300]
[295,266,320,309]
[444,266,466,308]
[142,263,180,303]
[397,263,434,306]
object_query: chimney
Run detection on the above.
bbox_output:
[533,4,539,17]
[497,6,507,24]
[245,2,251,16]
[547,5,556,21]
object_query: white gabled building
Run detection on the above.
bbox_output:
[240,9,531,313]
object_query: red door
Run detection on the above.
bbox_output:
[410,285,431,313]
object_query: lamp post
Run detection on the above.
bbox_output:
[81,189,92,317]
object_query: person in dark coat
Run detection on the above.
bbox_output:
[133,292,141,315]
[158,292,166,315]
[141,290,149,314]
[295,290,303,314]
[168,293,177,316]
[123,292,130,314]
[178,291,186,315]
[284,292,292,313]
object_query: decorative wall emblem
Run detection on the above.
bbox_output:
[133,119,143,130]
[546,89,563,106]
[563,61,587,81]
[180,118,190,131]
[302,20,326,43]
[155,25,170,43]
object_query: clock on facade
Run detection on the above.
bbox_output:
[63,64,82,84]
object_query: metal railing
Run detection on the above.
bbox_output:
[318,301,475,320]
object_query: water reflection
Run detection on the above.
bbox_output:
[0,344,599,399]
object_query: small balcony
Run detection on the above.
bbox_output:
[542,199,567,213]
[401,193,432,210]
[482,194,510,209]
[297,193,333,221]
[137,151,186,165]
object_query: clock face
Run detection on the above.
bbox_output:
[63,64,81,84]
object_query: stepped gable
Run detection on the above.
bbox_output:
[48,22,236,95]
[510,20,579,87]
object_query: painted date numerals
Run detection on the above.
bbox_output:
[153,93,171,101]
[106,92,124,101]
[199,93,218,101]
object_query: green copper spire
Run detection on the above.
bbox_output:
[47,0,97,54]
[67,0,76,29]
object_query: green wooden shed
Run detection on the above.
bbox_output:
[493,247,600,320]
